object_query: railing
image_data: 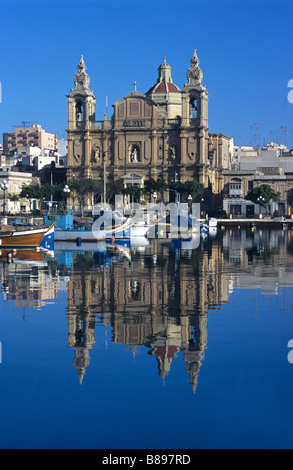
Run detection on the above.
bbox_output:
[91,121,103,128]
[168,119,181,128]
[75,121,104,129]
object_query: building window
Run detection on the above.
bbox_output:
[230,204,241,215]
[229,179,242,196]
[190,98,197,118]
[76,101,83,122]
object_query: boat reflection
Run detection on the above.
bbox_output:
[0,248,57,307]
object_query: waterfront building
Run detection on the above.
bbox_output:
[223,143,293,217]
[66,51,231,207]
[0,168,38,214]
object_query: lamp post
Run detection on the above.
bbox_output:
[188,194,192,214]
[257,195,267,216]
[152,192,157,223]
[103,151,107,205]
[167,188,180,212]
[1,179,9,215]
[63,184,70,214]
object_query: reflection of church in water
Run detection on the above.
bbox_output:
[65,241,230,392]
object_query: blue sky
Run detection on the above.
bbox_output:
[1,0,293,147]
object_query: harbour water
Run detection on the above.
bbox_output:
[1,228,293,449]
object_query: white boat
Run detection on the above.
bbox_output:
[130,218,153,237]
[208,217,217,227]
[45,210,152,241]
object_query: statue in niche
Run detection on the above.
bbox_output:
[131,281,140,299]
[93,146,100,162]
[131,147,139,162]
[170,145,176,160]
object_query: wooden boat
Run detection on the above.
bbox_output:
[0,248,48,265]
[0,223,54,248]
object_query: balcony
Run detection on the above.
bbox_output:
[92,121,103,128]
[229,182,242,198]
[168,118,181,128]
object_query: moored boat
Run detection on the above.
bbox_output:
[44,211,151,241]
[208,217,217,228]
[0,223,54,248]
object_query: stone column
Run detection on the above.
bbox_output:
[84,131,90,167]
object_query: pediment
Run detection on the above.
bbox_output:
[122,172,144,181]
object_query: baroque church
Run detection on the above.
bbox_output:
[66,50,231,204]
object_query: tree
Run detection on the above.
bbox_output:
[106,181,122,204]
[19,183,44,201]
[143,178,168,201]
[169,180,204,202]
[19,183,48,211]
[287,191,293,209]
[19,182,67,212]
[245,184,280,216]
[7,193,20,202]
[122,185,143,203]
[68,178,105,216]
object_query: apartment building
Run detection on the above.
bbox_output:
[3,123,57,154]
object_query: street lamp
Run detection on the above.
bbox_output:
[1,179,9,215]
[63,184,70,214]
[63,184,70,194]
[257,195,267,216]
[188,194,192,214]
[152,192,158,223]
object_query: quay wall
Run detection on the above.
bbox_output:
[216,218,293,229]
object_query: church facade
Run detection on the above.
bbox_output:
[66,50,231,204]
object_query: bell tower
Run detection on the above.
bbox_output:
[67,55,96,129]
[183,49,209,165]
[67,55,96,177]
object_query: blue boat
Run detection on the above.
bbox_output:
[44,210,132,241]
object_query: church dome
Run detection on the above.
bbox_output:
[146,58,181,95]
[152,81,180,94]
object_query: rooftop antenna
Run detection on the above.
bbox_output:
[106,94,108,116]
[283,97,287,147]
[252,123,263,147]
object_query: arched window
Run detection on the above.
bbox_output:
[76,101,83,122]
[190,98,197,118]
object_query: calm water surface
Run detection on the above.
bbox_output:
[1,228,293,449]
